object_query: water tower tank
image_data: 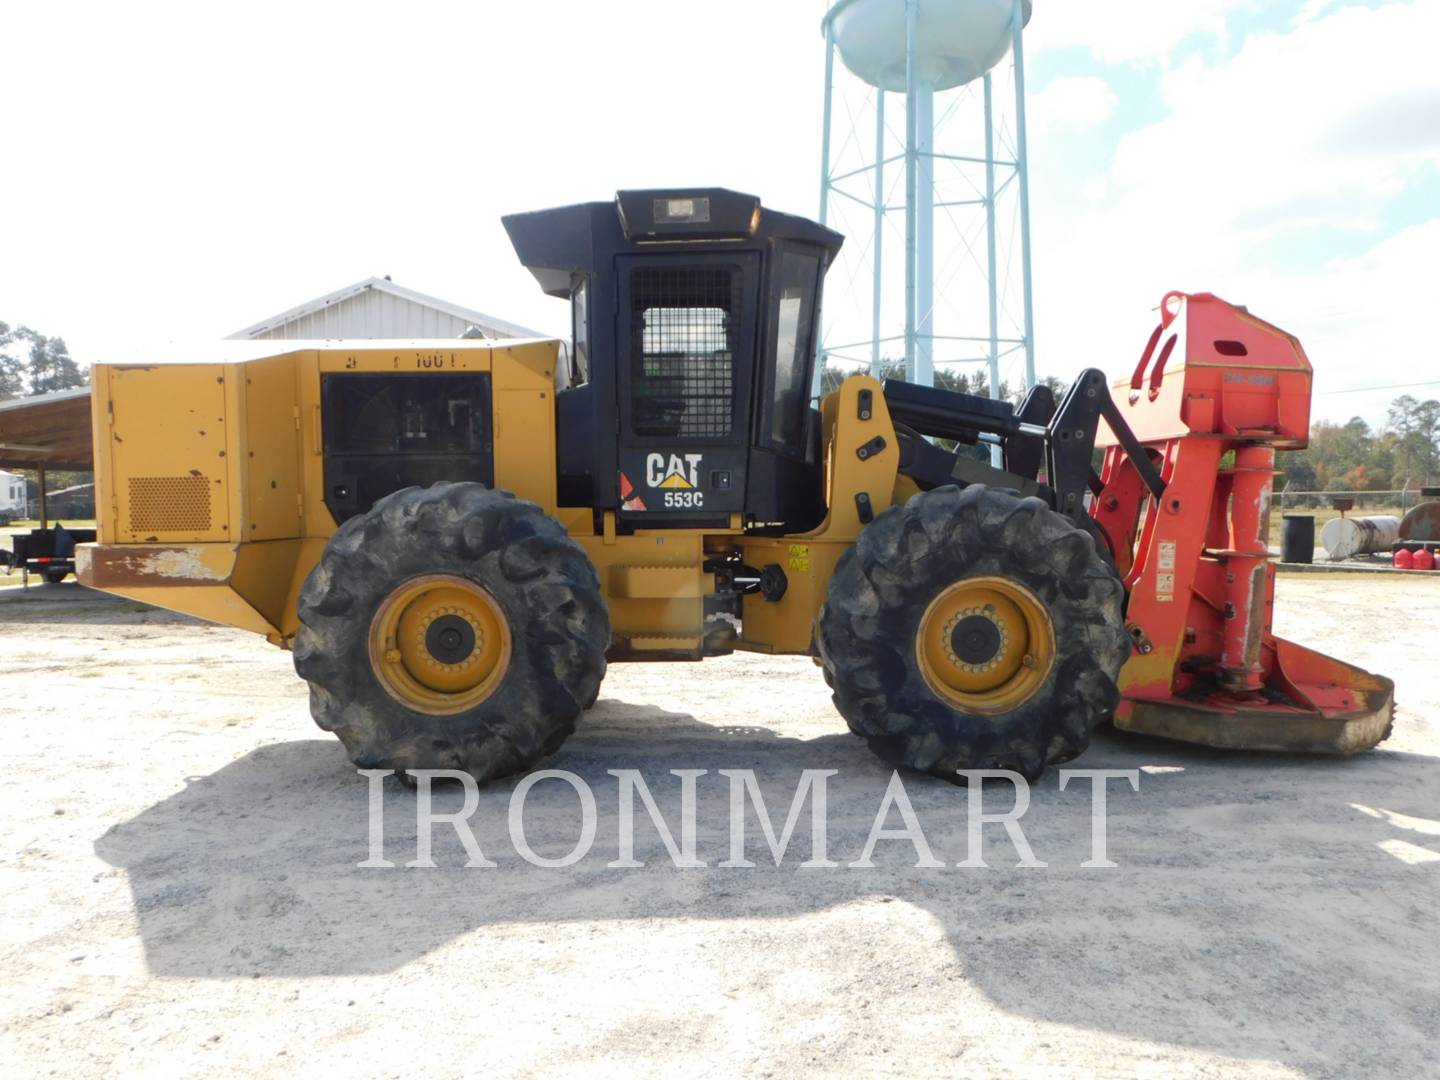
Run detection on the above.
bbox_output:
[825,0,1033,91]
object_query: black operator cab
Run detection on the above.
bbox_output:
[503,189,844,532]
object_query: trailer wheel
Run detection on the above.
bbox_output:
[818,485,1130,782]
[43,568,68,584]
[294,483,609,782]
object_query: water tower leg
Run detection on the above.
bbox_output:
[813,21,836,400]
[870,91,886,379]
[819,22,835,228]
[1011,0,1036,388]
[984,73,1003,467]
[903,0,918,381]
[914,84,935,389]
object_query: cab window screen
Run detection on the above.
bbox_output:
[771,250,820,450]
[630,267,738,438]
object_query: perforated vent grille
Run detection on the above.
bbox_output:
[630,267,738,439]
[128,476,212,534]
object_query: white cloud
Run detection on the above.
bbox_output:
[1029,0,1252,65]
[1107,5,1440,224]
[1030,75,1119,136]
[1245,219,1440,422]
[1030,1,1440,424]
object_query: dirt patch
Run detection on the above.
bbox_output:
[2,576,1437,1077]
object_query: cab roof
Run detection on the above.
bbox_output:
[503,188,844,298]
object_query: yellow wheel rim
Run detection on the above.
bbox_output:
[368,574,511,715]
[915,575,1056,715]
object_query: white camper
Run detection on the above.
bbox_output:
[0,470,26,524]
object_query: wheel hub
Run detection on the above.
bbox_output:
[425,613,478,665]
[916,576,1056,715]
[949,613,1003,665]
[368,574,511,715]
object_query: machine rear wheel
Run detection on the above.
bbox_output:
[817,485,1130,781]
[294,483,609,782]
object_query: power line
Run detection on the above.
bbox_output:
[1315,379,1440,395]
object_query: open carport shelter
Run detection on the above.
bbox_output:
[0,387,93,527]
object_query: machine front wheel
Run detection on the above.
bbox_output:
[293,482,609,782]
[817,485,1130,782]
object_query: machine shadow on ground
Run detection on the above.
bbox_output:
[96,698,1438,1076]
[0,582,198,626]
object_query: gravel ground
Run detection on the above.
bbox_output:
[2,574,1437,1078]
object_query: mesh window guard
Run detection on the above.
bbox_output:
[630,267,738,439]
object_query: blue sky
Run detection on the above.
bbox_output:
[1016,0,1440,426]
[1030,0,1428,277]
[2,0,1435,427]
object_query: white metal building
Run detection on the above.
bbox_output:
[227,277,543,342]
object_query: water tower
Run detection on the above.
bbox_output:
[817,0,1034,402]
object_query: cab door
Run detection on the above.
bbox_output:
[614,253,758,520]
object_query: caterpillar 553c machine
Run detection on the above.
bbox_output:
[78,190,1394,782]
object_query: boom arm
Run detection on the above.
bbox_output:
[881,368,1163,532]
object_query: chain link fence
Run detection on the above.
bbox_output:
[1274,486,1432,515]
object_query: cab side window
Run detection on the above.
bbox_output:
[570,278,591,388]
[770,249,820,451]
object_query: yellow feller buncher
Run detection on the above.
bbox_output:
[79,190,1394,783]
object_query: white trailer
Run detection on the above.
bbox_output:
[0,469,25,524]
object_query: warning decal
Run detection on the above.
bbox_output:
[1156,540,1176,602]
[1158,540,1176,571]
[788,543,810,573]
[619,472,648,511]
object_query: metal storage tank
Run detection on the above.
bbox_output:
[827,0,1032,91]
[1320,516,1401,561]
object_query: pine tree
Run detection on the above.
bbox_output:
[0,322,27,400]
[22,329,86,394]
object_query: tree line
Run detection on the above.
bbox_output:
[0,321,88,400]
[1279,395,1439,492]
[821,358,1063,404]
